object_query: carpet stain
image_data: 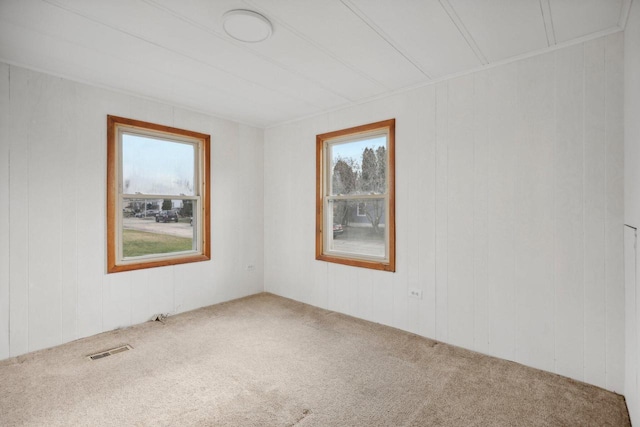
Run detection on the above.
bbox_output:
[289,408,312,426]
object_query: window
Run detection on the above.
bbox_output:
[316,119,395,272]
[107,116,210,273]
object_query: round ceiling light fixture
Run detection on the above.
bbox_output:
[223,9,273,43]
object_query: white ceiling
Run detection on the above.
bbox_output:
[0,0,633,128]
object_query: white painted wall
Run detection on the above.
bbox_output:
[264,33,625,393]
[625,0,640,423]
[0,64,265,360]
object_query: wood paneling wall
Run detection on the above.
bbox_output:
[0,64,265,360]
[264,33,624,392]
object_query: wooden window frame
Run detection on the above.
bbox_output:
[315,119,396,272]
[107,115,210,273]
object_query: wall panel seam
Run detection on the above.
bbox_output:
[582,42,587,382]
[603,38,609,387]
[552,49,558,374]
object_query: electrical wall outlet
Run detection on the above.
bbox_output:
[408,288,423,299]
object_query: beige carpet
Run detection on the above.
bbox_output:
[0,293,630,426]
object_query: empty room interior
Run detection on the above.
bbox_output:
[3,0,640,425]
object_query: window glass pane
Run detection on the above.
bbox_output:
[122,197,196,259]
[328,197,386,258]
[122,133,195,196]
[330,135,387,196]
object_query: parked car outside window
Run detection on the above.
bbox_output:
[156,210,179,223]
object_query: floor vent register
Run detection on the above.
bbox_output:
[87,345,133,361]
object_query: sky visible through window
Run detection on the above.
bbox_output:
[331,135,386,171]
[122,133,195,196]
